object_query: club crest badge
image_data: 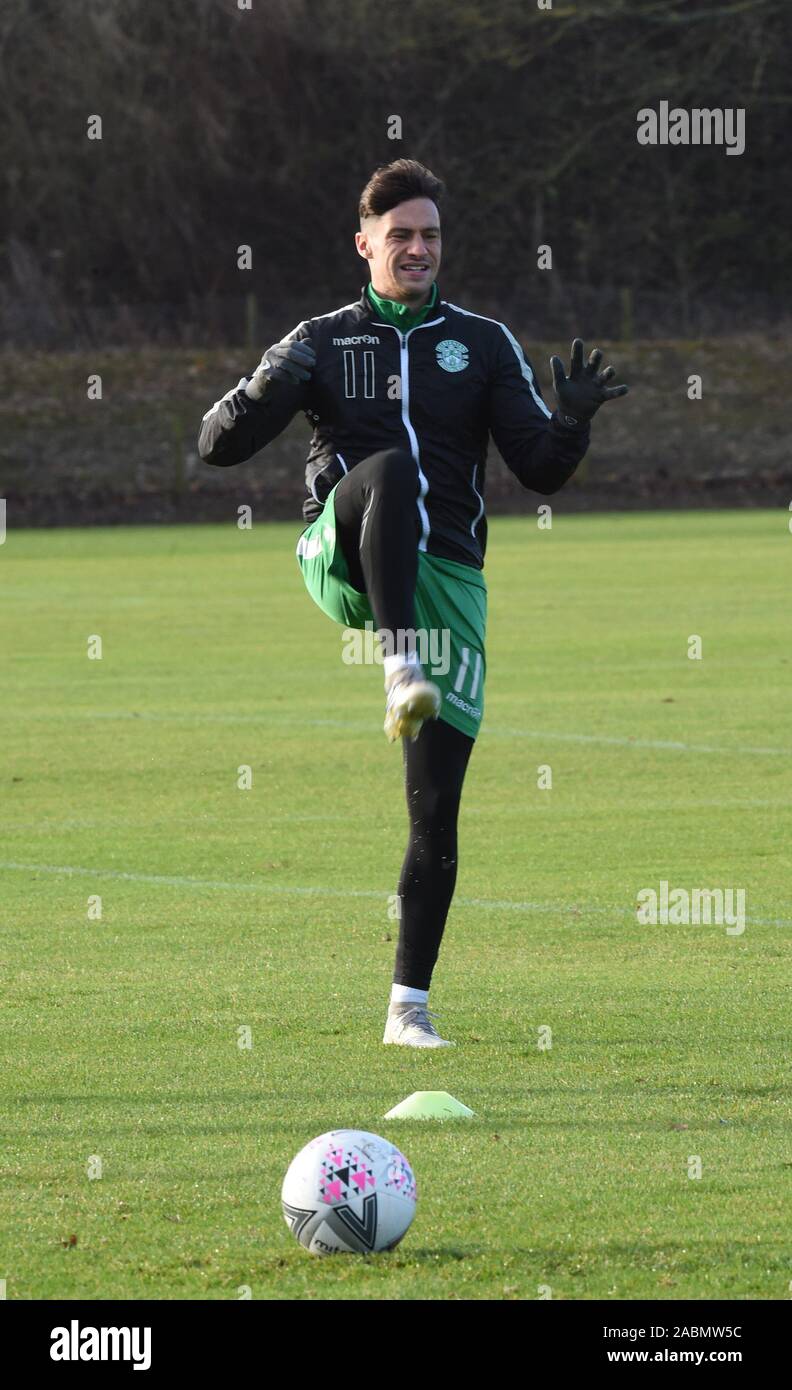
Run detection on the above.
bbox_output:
[435,339,469,373]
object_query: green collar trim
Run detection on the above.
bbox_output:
[366,281,438,332]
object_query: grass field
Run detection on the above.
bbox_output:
[1,509,790,1301]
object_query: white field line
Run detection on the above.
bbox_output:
[490,727,792,757]
[0,861,789,927]
[4,707,792,757]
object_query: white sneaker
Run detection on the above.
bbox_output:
[382,1003,455,1048]
[383,665,441,743]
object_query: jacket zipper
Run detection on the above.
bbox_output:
[370,316,445,554]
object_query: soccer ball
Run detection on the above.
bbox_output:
[281,1129,417,1255]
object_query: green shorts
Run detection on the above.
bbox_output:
[295,483,487,740]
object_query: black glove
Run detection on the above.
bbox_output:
[550,338,628,425]
[245,337,316,400]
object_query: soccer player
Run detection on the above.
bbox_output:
[198,159,628,1048]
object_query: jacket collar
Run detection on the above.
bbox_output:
[357,283,444,323]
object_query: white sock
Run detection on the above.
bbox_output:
[383,652,421,684]
[390,984,429,1006]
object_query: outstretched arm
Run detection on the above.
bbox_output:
[489,332,628,495]
[198,330,316,467]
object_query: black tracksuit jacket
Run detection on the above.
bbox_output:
[198,285,590,570]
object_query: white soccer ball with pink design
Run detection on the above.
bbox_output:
[281,1129,417,1255]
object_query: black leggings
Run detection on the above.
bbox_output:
[333,447,422,637]
[396,717,474,989]
[334,448,475,991]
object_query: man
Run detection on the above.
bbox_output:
[198,158,628,1049]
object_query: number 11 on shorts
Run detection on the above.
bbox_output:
[453,646,482,701]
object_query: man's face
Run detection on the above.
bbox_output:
[355,197,441,305]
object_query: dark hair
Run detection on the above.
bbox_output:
[358,158,444,222]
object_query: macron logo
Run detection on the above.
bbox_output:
[332,335,380,346]
[51,1320,151,1372]
[445,690,482,721]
